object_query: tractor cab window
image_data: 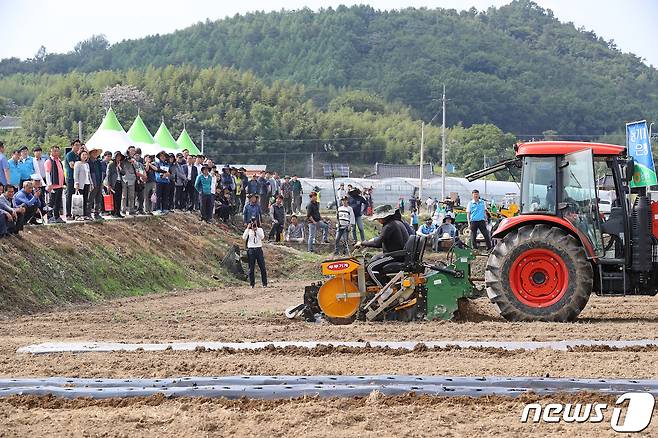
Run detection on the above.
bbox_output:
[521,157,556,214]
[560,149,604,255]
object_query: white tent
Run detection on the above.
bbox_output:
[126,114,162,156]
[85,108,132,154]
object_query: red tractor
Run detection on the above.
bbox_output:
[467,141,656,322]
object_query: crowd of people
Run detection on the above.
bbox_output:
[0,139,254,236]
[0,139,380,251]
[239,180,374,255]
[0,137,494,255]
[407,189,493,251]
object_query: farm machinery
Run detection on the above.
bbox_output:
[286,236,482,324]
[288,138,658,325]
[466,140,658,322]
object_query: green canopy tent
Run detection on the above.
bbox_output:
[154,122,180,152]
[127,114,161,156]
[176,128,201,155]
[85,108,132,154]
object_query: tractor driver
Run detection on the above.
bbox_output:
[355,207,410,287]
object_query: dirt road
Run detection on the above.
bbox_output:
[1,280,658,436]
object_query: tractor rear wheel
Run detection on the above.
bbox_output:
[485,224,592,322]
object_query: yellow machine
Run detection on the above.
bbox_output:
[316,258,366,320]
[289,235,480,324]
[308,251,427,323]
[285,236,481,324]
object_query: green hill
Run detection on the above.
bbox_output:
[1,1,656,136]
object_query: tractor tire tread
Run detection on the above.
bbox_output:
[485,225,592,322]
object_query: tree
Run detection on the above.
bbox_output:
[328,90,387,114]
[74,35,110,55]
[447,124,517,177]
[1,4,657,137]
[33,46,47,63]
[101,84,152,109]
[0,96,17,115]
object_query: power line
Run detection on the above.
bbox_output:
[205,132,618,146]
[514,133,621,138]
[216,149,390,157]
[214,136,373,144]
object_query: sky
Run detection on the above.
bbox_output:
[1,0,657,67]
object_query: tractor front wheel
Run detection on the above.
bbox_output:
[485,224,592,322]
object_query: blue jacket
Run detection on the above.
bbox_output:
[18,157,34,181]
[155,161,172,184]
[419,223,437,235]
[349,195,368,218]
[258,177,270,196]
[7,159,21,186]
[246,179,260,194]
[13,189,41,209]
[243,202,262,224]
[88,159,104,186]
[220,171,234,189]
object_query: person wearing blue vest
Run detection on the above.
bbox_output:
[18,147,34,188]
[467,189,493,250]
[7,149,21,188]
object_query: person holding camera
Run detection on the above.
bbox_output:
[242,217,268,288]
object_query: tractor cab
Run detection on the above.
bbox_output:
[468,141,658,322]
[512,142,630,260]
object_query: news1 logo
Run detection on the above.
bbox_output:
[521,393,655,432]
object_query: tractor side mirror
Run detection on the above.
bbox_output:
[626,158,635,184]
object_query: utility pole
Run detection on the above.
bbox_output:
[310,152,314,179]
[484,153,488,201]
[78,121,83,141]
[441,84,446,202]
[419,121,425,200]
[201,129,204,155]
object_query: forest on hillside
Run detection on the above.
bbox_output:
[0,1,655,177]
[1,0,656,137]
[0,65,520,177]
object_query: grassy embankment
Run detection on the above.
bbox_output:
[0,213,322,313]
